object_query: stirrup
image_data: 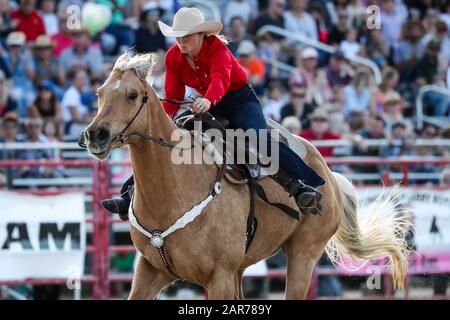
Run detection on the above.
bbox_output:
[295,181,323,215]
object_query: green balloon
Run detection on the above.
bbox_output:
[82,3,112,37]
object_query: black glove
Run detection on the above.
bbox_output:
[78,131,87,149]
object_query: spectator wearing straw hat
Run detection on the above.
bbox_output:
[31,35,64,90]
[3,31,36,118]
[300,107,341,157]
[11,0,46,42]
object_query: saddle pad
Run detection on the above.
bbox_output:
[265,117,307,161]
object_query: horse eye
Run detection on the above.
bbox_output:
[128,93,138,101]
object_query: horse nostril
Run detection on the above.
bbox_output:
[88,127,110,144]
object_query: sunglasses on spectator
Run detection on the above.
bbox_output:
[29,123,42,128]
[312,118,328,122]
[291,93,305,98]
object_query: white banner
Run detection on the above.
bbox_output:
[357,188,450,251]
[0,192,86,281]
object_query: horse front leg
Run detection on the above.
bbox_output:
[128,254,175,300]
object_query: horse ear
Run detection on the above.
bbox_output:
[148,53,158,76]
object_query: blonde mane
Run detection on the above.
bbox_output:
[112,53,157,82]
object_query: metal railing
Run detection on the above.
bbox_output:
[415,85,450,130]
[257,25,382,84]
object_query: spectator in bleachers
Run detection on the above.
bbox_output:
[50,7,73,57]
[310,2,330,44]
[325,50,353,92]
[363,28,390,68]
[386,121,414,158]
[61,69,92,137]
[343,70,373,116]
[0,70,18,117]
[352,115,388,174]
[380,0,407,50]
[327,6,349,46]
[280,75,314,128]
[98,0,134,55]
[291,47,333,105]
[440,2,450,30]
[420,20,450,71]
[38,0,58,37]
[393,20,425,74]
[382,91,413,133]
[0,0,16,45]
[262,80,286,122]
[284,0,317,41]
[252,0,285,38]
[339,28,360,58]
[81,76,103,114]
[255,31,280,80]
[59,28,104,79]
[300,107,341,157]
[411,40,449,117]
[19,117,62,179]
[135,3,167,54]
[223,0,253,28]
[0,112,22,187]
[371,67,400,116]
[226,16,248,57]
[237,40,266,95]
[281,115,301,134]
[11,0,46,42]
[31,35,65,91]
[3,31,36,118]
[0,111,21,145]
[28,81,62,139]
[410,123,441,185]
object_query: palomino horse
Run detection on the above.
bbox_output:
[85,54,411,299]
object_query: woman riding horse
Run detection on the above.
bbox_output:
[98,7,324,218]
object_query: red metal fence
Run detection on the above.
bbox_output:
[0,157,449,299]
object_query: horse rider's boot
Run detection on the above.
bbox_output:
[101,197,130,221]
[285,179,323,215]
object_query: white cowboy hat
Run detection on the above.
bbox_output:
[158,7,223,38]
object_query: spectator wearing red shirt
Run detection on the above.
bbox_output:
[98,7,325,218]
[300,107,341,157]
[50,9,73,57]
[11,0,45,42]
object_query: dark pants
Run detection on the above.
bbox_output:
[120,84,324,201]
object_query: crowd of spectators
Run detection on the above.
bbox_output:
[0,0,449,188]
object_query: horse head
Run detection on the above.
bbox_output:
[85,53,159,160]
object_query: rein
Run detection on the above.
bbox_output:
[112,94,194,150]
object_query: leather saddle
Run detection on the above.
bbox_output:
[175,113,263,183]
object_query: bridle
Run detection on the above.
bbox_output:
[111,93,194,150]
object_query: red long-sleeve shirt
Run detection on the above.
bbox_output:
[11,10,45,41]
[163,35,248,118]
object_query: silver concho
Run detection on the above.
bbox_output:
[150,234,164,248]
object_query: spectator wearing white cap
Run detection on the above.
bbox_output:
[289,47,332,105]
[237,40,266,94]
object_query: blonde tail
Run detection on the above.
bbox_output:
[325,172,413,289]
